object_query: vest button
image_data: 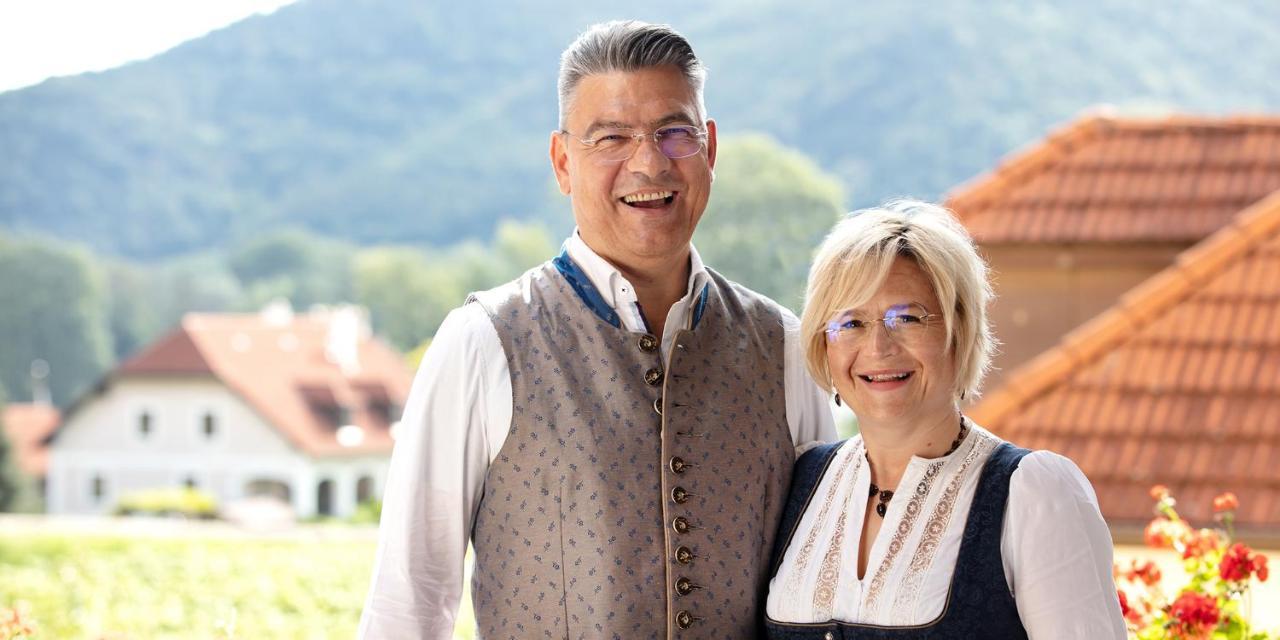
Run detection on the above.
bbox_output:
[675,610,694,630]
[669,457,688,474]
[675,545,695,564]
[671,486,689,503]
[672,516,690,534]
[644,367,664,386]
[638,334,658,353]
[675,576,700,596]
[653,396,663,416]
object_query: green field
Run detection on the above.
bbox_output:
[0,530,476,639]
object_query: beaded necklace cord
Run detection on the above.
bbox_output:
[867,417,968,518]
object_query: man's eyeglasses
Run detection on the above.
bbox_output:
[562,125,707,163]
[824,303,942,348]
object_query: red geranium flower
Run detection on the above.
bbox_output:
[1150,484,1171,501]
[1212,492,1239,513]
[1181,528,1221,560]
[1168,591,1220,639]
[1120,558,1163,586]
[1219,542,1268,583]
[1144,517,1191,550]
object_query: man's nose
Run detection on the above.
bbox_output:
[624,134,672,174]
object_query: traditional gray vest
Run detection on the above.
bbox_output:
[467,255,795,639]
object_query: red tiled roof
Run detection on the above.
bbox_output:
[971,189,1280,531]
[946,114,1280,244]
[2,403,59,476]
[87,308,411,458]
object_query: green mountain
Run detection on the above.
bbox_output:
[3,0,1280,259]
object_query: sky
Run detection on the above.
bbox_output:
[0,0,299,92]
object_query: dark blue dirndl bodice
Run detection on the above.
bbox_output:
[764,441,1031,639]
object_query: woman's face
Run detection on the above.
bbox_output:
[825,256,957,429]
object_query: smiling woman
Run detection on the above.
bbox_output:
[763,200,1127,639]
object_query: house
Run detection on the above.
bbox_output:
[970,188,1280,541]
[45,303,412,519]
[1,402,60,501]
[946,114,1280,389]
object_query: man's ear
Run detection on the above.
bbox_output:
[705,118,718,178]
[550,131,571,195]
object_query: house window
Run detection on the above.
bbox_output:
[202,412,217,439]
[91,475,106,503]
[138,411,153,438]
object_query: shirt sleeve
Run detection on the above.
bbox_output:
[783,311,837,452]
[1001,451,1127,640]
[357,304,507,639]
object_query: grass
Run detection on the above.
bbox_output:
[0,528,477,639]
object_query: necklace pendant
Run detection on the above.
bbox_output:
[876,502,888,517]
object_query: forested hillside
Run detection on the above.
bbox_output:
[4,0,1278,258]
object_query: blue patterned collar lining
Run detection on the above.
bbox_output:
[552,249,709,331]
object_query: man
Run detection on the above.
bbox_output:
[358,21,834,639]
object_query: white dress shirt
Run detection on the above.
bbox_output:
[358,233,837,639]
[766,424,1126,639]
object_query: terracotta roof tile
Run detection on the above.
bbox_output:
[973,189,1280,529]
[2,403,59,476]
[947,114,1280,244]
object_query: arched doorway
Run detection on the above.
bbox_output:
[356,476,375,503]
[316,479,334,516]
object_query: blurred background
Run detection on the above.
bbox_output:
[2,0,1279,637]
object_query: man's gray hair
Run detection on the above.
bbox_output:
[557,20,707,129]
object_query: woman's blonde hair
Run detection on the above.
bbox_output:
[801,200,997,401]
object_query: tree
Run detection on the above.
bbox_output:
[0,383,38,513]
[0,236,112,407]
[354,247,466,352]
[694,134,846,310]
[228,229,355,309]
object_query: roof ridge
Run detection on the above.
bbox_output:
[944,111,1280,222]
[970,187,1280,427]
[945,112,1113,217]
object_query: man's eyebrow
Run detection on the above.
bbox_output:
[650,112,699,128]
[582,120,632,138]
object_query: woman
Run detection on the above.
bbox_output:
[765,201,1125,638]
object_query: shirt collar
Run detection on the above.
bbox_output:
[563,229,710,310]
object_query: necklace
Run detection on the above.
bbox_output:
[868,417,968,518]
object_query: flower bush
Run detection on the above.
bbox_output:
[1117,487,1272,639]
[113,486,218,519]
[0,603,37,640]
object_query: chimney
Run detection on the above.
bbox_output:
[30,359,51,406]
[323,306,370,376]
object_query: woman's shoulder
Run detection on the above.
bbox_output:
[793,437,856,482]
[1003,447,1104,521]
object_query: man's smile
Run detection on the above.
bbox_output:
[620,190,677,209]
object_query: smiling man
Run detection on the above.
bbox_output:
[357,21,834,639]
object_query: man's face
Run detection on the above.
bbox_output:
[550,65,717,269]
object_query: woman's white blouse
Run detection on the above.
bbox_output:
[766,423,1126,639]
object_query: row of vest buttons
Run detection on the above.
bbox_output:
[648,333,701,631]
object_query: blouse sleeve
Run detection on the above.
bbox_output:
[1000,450,1127,639]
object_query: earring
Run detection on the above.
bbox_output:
[834,393,842,407]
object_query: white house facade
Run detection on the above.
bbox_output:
[45,305,409,519]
